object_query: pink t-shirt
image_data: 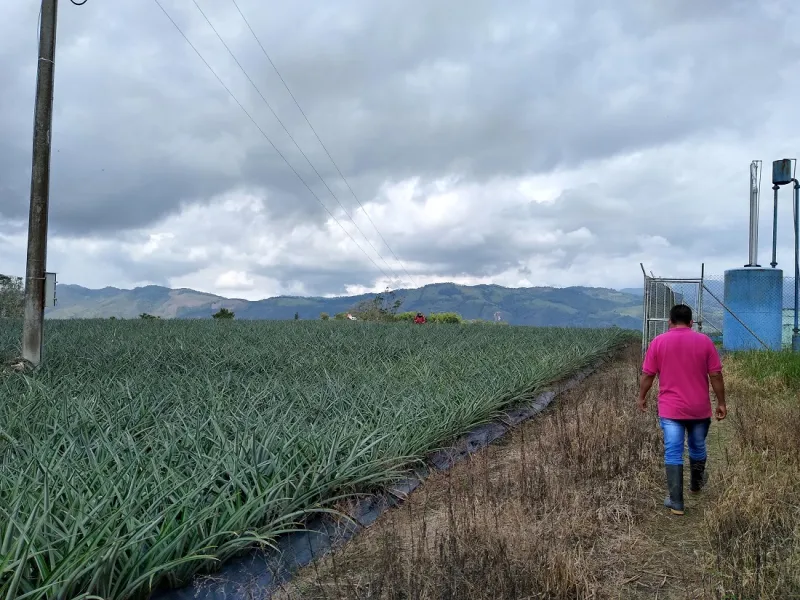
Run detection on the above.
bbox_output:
[642,327,723,420]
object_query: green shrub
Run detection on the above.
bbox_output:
[429,312,463,324]
[394,312,417,322]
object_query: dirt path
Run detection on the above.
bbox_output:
[615,417,730,599]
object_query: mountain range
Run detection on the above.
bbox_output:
[46,283,644,329]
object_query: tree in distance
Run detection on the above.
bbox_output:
[352,288,404,322]
[213,308,235,320]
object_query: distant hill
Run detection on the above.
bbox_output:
[46,283,643,329]
[618,287,642,297]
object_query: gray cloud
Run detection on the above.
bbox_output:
[2,0,800,296]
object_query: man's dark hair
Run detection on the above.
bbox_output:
[669,304,693,326]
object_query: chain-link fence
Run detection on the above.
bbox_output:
[642,267,797,353]
[642,279,678,345]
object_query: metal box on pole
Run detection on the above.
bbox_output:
[772,159,794,186]
[44,272,57,309]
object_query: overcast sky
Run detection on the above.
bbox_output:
[1,0,800,299]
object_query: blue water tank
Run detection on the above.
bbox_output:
[722,267,783,351]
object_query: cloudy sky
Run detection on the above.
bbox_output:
[1,0,799,299]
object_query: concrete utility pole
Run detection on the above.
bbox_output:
[22,0,59,367]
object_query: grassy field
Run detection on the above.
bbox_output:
[0,319,630,599]
[704,351,800,598]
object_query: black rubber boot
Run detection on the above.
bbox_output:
[690,458,708,493]
[664,464,685,515]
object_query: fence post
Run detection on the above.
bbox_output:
[698,263,705,333]
[640,264,648,357]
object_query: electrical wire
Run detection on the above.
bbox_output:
[187,0,410,289]
[230,0,417,288]
[153,0,395,283]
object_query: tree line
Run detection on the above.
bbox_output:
[318,289,505,325]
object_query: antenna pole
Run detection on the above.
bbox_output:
[746,160,761,267]
[793,180,800,352]
[21,0,59,367]
[771,184,779,268]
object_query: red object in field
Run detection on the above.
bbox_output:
[413,313,426,324]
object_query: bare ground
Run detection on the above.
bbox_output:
[272,343,799,599]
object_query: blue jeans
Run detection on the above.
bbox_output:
[659,417,711,465]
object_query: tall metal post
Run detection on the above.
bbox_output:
[746,160,761,267]
[640,263,649,357]
[771,184,780,268]
[697,262,705,332]
[793,180,800,352]
[21,0,59,367]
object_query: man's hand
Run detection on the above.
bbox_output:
[638,373,655,413]
[709,371,726,421]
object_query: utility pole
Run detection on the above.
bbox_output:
[21,0,59,367]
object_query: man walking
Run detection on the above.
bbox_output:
[639,304,727,515]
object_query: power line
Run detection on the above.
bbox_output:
[153,0,395,283]
[230,0,417,288]
[187,0,409,288]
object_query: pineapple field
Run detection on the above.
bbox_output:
[0,319,630,599]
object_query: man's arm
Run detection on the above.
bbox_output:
[638,372,656,412]
[709,371,727,420]
[639,341,658,412]
[706,339,727,420]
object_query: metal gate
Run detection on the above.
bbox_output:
[641,265,706,356]
[641,263,769,355]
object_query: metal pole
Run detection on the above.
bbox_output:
[793,181,800,352]
[697,263,705,332]
[658,281,664,336]
[747,161,761,267]
[640,263,649,356]
[21,0,59,368]
[771,184,780,268]
[642,273,650,357]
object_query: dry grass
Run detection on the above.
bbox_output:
[273,343,666,599]
[269,346,800,600]
[702,354,800,599]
